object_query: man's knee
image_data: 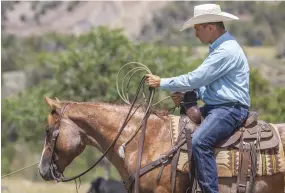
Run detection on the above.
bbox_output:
[192,131,212,153]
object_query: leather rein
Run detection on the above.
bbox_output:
[45,77,154,184]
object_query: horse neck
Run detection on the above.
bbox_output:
[67,102,153,178]
[67,101,171,177]
[68,102,145,146]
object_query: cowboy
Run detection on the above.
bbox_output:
[146,4,250,193]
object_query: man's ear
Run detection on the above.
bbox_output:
[208,24,213,31]
[44,96,62,110]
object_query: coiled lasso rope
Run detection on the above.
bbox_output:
[116,62,172,159]
[116,61,171,106]
[116,62,151,105]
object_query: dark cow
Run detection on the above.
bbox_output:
[87,177,127,193]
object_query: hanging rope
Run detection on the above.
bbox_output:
[1,161,40,178]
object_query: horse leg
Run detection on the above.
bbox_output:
[218,173,284,193]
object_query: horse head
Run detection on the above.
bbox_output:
[38,96,101,181]
[38,96,179,192]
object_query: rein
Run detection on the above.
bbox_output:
[48,76,154,183]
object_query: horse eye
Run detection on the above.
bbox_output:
[45,126,50,134]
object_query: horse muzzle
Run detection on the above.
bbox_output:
[39,160,64,182]
[38,163,54,181]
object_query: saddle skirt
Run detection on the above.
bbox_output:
[169,115,285,177]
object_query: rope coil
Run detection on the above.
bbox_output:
[116,62,152,105]
[116,61,171,107]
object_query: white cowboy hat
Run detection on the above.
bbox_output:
[180,4,239,31]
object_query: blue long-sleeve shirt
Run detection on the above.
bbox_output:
[160,31,250,107]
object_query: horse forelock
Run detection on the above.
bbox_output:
[48,113,57,125]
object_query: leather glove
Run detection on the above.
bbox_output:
[171,92,184,106]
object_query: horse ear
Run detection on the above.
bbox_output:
[55,97,61,103]
[44,96,62,110]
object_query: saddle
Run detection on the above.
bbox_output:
[178,112,279,150]
[216,113,279,150]
[176,91,279,193]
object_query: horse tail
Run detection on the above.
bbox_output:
[275,123,285,153]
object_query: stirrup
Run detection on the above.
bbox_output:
[186,187,202,193]
[194,183,202,193]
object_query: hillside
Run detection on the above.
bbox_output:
[2,1,285,48]
[3,1,285,47]
[1,1,285,97]
[1,1,169,40]
[138,1,285,46]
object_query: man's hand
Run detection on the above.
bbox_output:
[171,92,184,106]
[145,74,161,88]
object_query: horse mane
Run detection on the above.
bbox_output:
[58,99,170,119]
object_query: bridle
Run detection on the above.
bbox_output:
[44,76,154,186]
[44,104,69,182]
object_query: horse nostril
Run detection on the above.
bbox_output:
[39,165,52,181]
[53,153,59,161]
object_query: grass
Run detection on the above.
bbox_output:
[1,145,122,193]
[2,178,91,193]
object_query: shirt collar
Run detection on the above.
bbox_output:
[209,31,236,53]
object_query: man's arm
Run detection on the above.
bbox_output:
[160,48,234,92]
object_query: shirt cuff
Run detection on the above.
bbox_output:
[193,89,200,100]
[160,78,173,90]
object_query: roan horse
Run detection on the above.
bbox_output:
[39,96,285,193]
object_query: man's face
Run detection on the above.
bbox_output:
[194,24,214,44]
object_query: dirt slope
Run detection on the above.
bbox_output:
[2,1,169,40]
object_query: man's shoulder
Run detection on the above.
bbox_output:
[218,40,244,56]
[220,39,241,49]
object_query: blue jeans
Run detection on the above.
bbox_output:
[192,104,249,193]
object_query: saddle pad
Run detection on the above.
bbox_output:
[169,115,285,177]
